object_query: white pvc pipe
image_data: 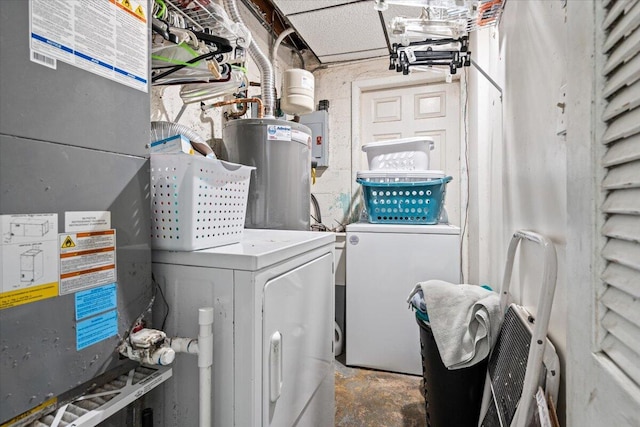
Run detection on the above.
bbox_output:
[198,307,214,427]
[168,337,199,354]
[271,28,295,66]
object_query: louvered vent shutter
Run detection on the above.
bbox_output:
[600,0,640,387]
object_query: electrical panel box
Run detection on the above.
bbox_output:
[299,110,329,167]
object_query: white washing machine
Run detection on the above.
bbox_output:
[151,229,335,427]
[346,222,460,375]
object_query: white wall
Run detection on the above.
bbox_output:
[469,1,569,422]
[467,27,504,288]
[310,58,411,229]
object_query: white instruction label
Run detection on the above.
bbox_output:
[0,214,59,309]
[59,230,117,295]
[291,129,312,147]
[66,211,111,232]
[29,0,148,92]
[301,75,314,90]
[267,125,292,141]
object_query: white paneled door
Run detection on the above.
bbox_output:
[358,81,462,226]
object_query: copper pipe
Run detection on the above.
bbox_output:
[227,102,248,119]
[211,97,264,118]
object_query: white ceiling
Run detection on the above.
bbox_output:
[270,0,424,63]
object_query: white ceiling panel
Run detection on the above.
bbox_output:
[287,1,387,57]
[272,0,363,16]
[319,47,390,63]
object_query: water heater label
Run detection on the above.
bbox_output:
[301,75,314,90]
[0,213,59,310]
[76,309,118,351]
[267,125,292,141]
[75,283,117,321]
[291,129,312,148]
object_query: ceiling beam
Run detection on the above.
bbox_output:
[240,0,308,51]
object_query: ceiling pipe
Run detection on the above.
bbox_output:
[223,0,276,118]
[272,27,295,66]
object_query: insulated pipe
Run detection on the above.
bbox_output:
[198,307,214,427]
[271,27,295,66]
[224,0,276,118]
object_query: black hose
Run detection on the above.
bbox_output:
[310,193,322,225]
[141,408,153,427]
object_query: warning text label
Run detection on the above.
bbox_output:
[59,230,116,295]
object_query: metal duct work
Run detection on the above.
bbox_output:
[223,0,276,118]
[151,121,215,158]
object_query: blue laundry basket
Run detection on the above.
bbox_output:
[357,176,452,225]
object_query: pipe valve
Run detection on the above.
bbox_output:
[119,328,176,366]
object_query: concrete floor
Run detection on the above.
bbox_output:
[334,355,426,427]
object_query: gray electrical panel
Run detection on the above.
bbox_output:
[299,110,330,167]
[0,0,152,424]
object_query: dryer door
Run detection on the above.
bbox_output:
[262,252,333,426]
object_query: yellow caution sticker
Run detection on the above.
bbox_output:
[135,4,145,18]
[61,235,76,248]
[0,397,57,426]
[121,0,132,10]
[0,282,59,310]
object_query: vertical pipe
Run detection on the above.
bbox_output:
[272,27,295,66]
[198,307,214,427]
[223,0,276,118]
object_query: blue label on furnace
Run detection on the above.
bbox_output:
[76,309,118,351]
[75,283,117,321]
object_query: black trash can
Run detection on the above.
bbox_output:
[416,316,488,427]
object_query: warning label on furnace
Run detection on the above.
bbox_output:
[59,230,116,295]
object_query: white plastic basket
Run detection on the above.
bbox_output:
[362,137,435,170]
[357,170,445,182]
[150,153,255,251]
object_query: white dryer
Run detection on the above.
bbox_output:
[346,222,460,375]
[151,229,335,426]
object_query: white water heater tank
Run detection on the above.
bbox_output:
[281,69,314,115]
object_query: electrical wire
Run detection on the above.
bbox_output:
[460,69,470,283]
[310,193,331,231]
[154,274,170,331]
[122,283,156,348]
[121,273,170,348]
[310,193,322,224]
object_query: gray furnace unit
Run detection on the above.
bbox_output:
[0,0,153,424]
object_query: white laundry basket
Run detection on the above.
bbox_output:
[150,153,254,251]
[362,137,435,170]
